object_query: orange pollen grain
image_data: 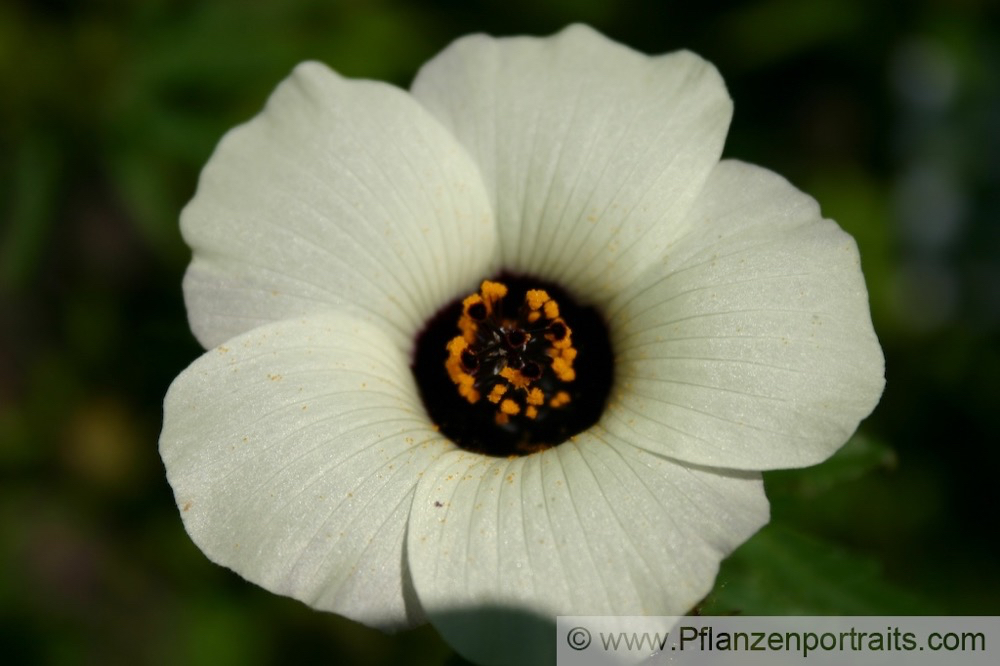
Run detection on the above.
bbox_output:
[550,391,572,408]
[488,384,508,404]
[526,289,550,311]
[500,399,520,415]
[499,366,532,390]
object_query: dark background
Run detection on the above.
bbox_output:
[2,0,998,663]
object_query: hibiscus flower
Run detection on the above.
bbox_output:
[160,24,884,665]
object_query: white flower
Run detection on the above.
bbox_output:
[160,24,884,665]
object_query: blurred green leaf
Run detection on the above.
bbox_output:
[171,600,269,666]
[1,135,60,292]
[766,432,897,500]
[717,0,868,67]
[700,524,937,615]
[107,150,189,262]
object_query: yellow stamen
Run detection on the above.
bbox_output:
[458,295,482,341]
[499,366,532,390]
[488,384,507,404]
[445,337,479,403]
[444,279,580,422]
[551,356,575,382]
[550,391,571,408]
[480,280,507,307]
[458,380,480,403]
[553,337,572,351]
[446,336,468,356]
[526,289,550,311]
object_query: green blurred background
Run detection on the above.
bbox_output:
[2,0,998,664]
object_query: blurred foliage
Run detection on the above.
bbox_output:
[2,0,999,664]
[701,523,938,616]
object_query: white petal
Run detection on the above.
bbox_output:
[407,430,766,665]
[159,313,454,628]
[182,61,497,350]
[605,160,885,470]
[411,24,731,300]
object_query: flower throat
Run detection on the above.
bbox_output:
[412,275,613,457]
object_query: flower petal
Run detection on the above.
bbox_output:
[606,160,885,470]
[406,429,766,665]
[411,24,731,300]
[182,61,497,350]
[159,313,454,628]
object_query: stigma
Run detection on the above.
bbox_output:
[444,281,578,425]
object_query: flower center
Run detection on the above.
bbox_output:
[412,274,613,457]
[446,279,578,423]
